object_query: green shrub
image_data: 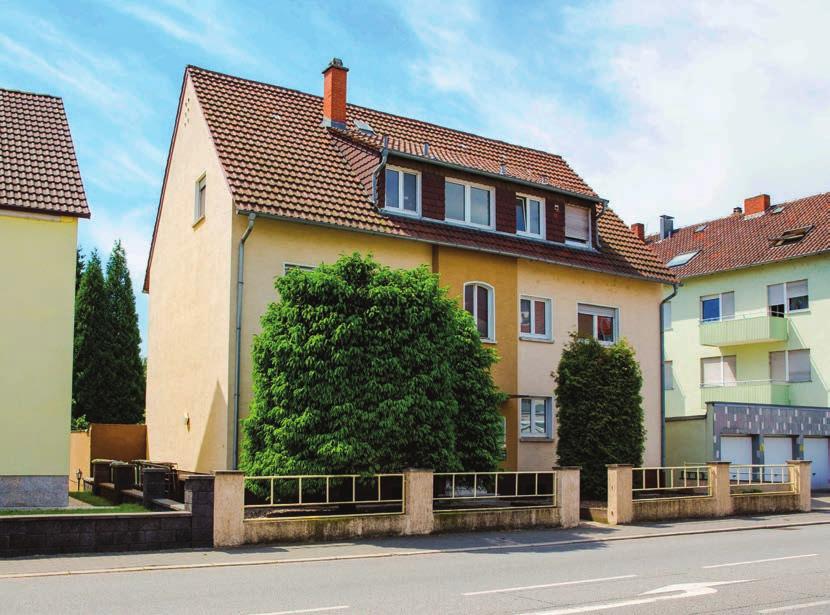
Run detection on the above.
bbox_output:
[241,254,506,487]
[555,334,645,499]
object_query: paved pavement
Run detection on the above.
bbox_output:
[2,508,829,614]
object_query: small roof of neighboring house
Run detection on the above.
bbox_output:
[649,192,830,279]
[145,65,674,290]
[0,88,90,218]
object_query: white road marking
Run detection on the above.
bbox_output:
[518,579,753,615]
[463,574,637,596]
[758,600,830,613]
[249,607,349,615]
[703,554,818,569]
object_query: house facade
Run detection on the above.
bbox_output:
[0,88,90,507]
[650,193,830,489]
[144,61,673,474]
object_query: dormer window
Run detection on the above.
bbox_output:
[445,179,494,229]
[565,204,591,246]
[384,166,420,215]
[516,195,544,238]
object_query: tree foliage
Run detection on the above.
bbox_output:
[555,334,645,499]
[241,253,506,479]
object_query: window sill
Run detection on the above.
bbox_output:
[786,309,810,316]
[517,230,545,240]
[192,215,205,229]
[519,335,554,344]
[383,206,421,218]
[481,338,497,345]
[519,437,554,443]
[443,218,496,232]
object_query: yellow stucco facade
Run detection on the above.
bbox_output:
[0,212,77,486]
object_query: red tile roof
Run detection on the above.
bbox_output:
[145,66,673,290]
[649,192,830,278]
[0,88,90,218]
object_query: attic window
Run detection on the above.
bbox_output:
[771,205,785,214]
[695,224,707,233]
[666,251,699,267]
[770,225,813,247]
[353,119,374,134]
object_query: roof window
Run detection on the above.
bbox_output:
[770,225,813,247]
[770,205,785,214]
[694,224,707,233]
[353,119,374,134]
[666,251,700,267]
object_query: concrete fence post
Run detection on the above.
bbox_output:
[606,464,633,526]
[213,471,245,547]
[402,468,433,535]
[553,466,580,528]
[708,461,733,517]
[788,460,812,512]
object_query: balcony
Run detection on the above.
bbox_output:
[700,381,790,406]
[699,314,788,347]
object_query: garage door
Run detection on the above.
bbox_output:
[721,436,753,480]
[763,437,793,482]
[804,438,830,491]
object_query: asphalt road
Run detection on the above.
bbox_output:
[3,523,830,614]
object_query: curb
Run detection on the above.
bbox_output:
[2,516,829,580]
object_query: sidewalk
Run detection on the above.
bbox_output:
[2,506,828,579]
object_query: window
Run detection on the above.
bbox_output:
[770,225,813,247]
[663,361,674,390]
[499,416,507,459]
[464,282,495,341]
[701,356,737,387]
[768,280,809,317]
[662,301,672,331]
[516,195,544,238]
[577,303,618,343]
[565,204,591,246]
[283,263,315,274]
[194,174,206,222]
[770,350,811,383]
[520,397,552,438]
[519,296,551,340]
[667,251,700,267]
[384,167,420,215]
[700,291,735,322]
[445,179,494,228]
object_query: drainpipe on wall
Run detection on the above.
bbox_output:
[371,136,389,208]
[232,212,257,470]
[594,199,609,248]
[659,282,680,466]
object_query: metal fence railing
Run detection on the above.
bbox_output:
[730,464,795,495]
[244,474,405,518]
[433,471,557,511]
[632,466,711,500]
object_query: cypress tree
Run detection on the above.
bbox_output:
[104,240,145,423]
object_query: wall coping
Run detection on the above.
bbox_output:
[0,511,192,522]
[606,464,633,468]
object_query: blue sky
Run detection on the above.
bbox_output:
[2,0,829,354]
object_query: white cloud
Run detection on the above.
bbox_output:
[397,0,830,233]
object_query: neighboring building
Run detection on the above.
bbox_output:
[0,88,90,507]
[649,192,830,489]
[144,60,674,473]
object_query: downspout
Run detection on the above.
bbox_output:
[232,212,257,469]
[594,199,609,248]
[371,136,390,208]
[659,282,680,466]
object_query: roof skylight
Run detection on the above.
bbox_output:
[666,250,700,267]
[770,225,813,247]
[352,119,374,134]
[695,224,707,233]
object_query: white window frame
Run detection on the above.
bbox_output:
[383,165,421,216]
[700,355,737,387]
[444,178,496,230]
[283,263,315,275]
[463,281,496,342]
[515,194,546,239]
[565,204,592,247]
[576,303,619,345]
[767,279,809,316]
[519,295,553,341]
[519,396,553,440]
[194,174,206,224]
[770,349,811,383]
[700,291,735,323]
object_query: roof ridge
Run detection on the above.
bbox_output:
[0,86,63,100]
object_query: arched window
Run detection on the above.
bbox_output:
[464,282,495,341]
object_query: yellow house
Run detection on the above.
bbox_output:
[144,61,674,473]
[0,88,90,507]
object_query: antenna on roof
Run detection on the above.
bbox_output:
[382,135,389,149]
[423,142,430,157]
[499,161,506,175]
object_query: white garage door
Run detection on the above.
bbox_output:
[804,438,830,491]
[763,437,793,482]
[721,436,753,480]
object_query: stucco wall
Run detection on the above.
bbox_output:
[0,212,76,478]
[145,75,236,473]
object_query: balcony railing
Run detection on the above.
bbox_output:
[700,380,790,405]
[699,313,788,347]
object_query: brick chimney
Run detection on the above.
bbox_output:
[744,194,770,216]
[631,223,645,241]
[322,58,348,129]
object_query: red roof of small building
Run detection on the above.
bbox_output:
[145,66,674,290]
[649,192,830,278]
[0,88,90,218]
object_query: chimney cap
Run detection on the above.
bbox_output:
[733,206,743,214]
[322,57,349,74]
